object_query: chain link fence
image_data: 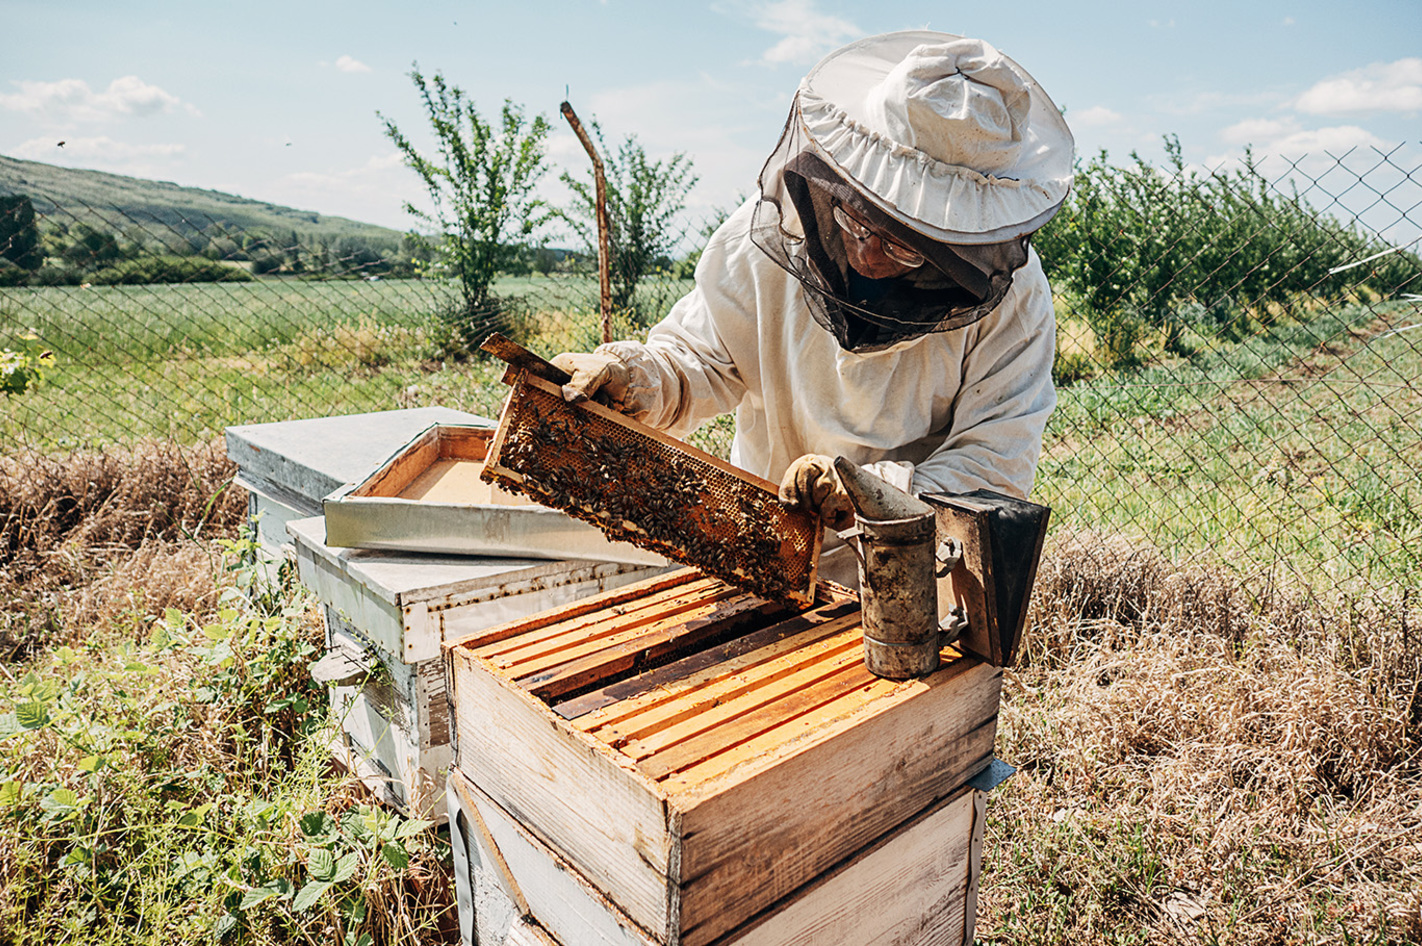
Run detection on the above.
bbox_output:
[2,145,1419,617]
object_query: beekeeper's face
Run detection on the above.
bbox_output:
[831,203,925,280]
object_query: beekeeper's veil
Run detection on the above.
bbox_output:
[751,32,1075,352]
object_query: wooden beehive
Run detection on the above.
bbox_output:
[444,568,1002,946]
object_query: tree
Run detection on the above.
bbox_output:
[379,65,551,348]
[0,195,42,272]
[559,123,697,325]
[60,223,122,270]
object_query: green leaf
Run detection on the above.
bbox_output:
[203,623,232,642]
[77,755,106,773]
[293,879,331,913]
[239,886,278,910]
[239,879,292,910]
[300,811,337,840]
[213,914,238,937]
[16,700,50,731]
[62,845,93,867]
[176,804,206,828]
[307,847,335,882]
[395,818,434,839]
[331,852,360,884]
[381,841,408,871]
[0,781,23,805]
[41,788,81,814]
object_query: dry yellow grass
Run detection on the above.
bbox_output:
[0,438,244,655]
[980,531,1422,945]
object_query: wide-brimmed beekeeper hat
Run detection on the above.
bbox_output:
[795,30,1074,244]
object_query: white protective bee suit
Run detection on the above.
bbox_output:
[558,32,1074,584]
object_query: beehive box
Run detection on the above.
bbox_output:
[287,516,669,817]
[323,423,665,567]
[227,407,489,573]
[446,768,988,946]
[445,568,1001,946]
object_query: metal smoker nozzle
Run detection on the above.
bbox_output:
[833,459,942,680]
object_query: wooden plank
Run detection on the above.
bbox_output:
[396,458,495,504]
[632,656,877,779]
[557,600,860,723]
[487,579,732,670]
[670,659,1002,946]
[964,789,988,946]
[355,425,441,498]
[450,650,673,941]
[447,567,699,653]
[452,770,660,946]
[438,424,493,461]
[656,673,903,792]
[447,771,531,919]
[581,613,864,743]
[618,641,865,768]
[522,596,786,701]
[701,786,977,946]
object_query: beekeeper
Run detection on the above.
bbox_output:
[552,31,1074,584]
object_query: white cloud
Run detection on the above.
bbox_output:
[0,76,196,124]
[1070,105,1123,128]
[722,0,861,66]
[270,151,418,228]
[1208,122,1385,162]
[335,55,372,74]
[1219,116,1300,146]
[1295,58,1422,115]
[8,135,186,178]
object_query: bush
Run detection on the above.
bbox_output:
[89,256,252,285]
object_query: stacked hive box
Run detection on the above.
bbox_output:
[444,568,1010,945]
[227,410,668,818]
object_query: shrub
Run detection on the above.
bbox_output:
[89,255,252,285]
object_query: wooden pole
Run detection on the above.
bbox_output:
[560,101,613,345]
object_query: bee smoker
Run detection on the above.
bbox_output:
[833,458,1051,679]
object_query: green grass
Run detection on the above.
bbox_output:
[1038,300,1422,592]
[0,274,698,452]
[4,279,1416,593]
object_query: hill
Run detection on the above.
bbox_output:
[0,155,404,248]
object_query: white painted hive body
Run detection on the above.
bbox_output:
[227,410,669,819]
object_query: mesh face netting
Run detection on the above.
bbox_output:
[749,97,1034,352]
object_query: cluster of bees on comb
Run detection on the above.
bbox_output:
[482,383,811,603]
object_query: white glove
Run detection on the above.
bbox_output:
[778,454,853,528]
[549,351,632,409]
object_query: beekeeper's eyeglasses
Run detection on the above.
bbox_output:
[832,205,925,269]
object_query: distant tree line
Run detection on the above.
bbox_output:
[0,195,429,287]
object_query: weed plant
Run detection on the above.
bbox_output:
[0,546,453,944]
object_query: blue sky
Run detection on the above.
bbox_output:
[3,0,1420,242]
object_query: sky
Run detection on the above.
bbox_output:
[3,0,1420,245]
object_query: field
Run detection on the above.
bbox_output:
[0,276,1418,944]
